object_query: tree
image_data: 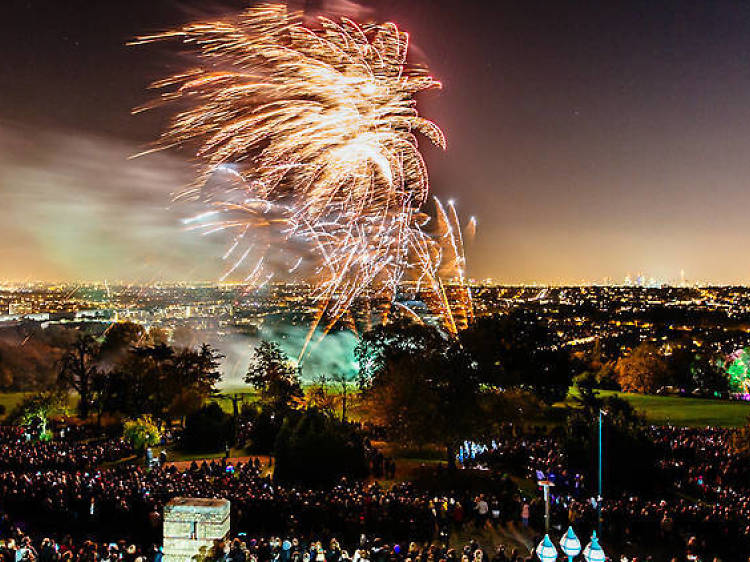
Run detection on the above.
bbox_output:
[615,342,669,394]
[94,343,222,424]
[123,415,161,452]
[240,403,285,453]
[573,361,619,390]
[357,320,500,467]
[150,345,216,419]
[565,391,660,494]
[8,392,64,440]
[245,341,303,413]
[168,388,205,425]
[355,318,446,388]
[100,322,145,364]
[664,344,696,391]
[724,348,750,394]
[104,349,161,419]
[306,374,336,414]
[0,324,74,392]
[175,344,223,396]
[666,345,729,395]
[689,353,729,395]
[156,344,223,421]
[274,408,368,486]
[91,369,118,425]
[182,403,232,453]
[459,312,574,403]
[58,334,100,419]
[147,327,170,346]
[332,372,356,423]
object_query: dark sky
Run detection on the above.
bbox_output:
[2,0,750,284]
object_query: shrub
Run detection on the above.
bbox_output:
[182,403,232,453]
[8,392,62,441]
[564,394,661,494]
[240,404,286,453]
[573,371,599,389]
[274,408,369,486]
[574,363,620,391]
[123,415,161,451]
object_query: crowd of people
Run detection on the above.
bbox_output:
[0,525,555,562]
[0,420,747,561]
[0,457,517,546]
[0,427,134,471]
[461,425,581,491]
[651,426,750,503]
[466,424,750,560]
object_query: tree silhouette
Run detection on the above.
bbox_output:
[460,312,573,402]
[358,320,500,467]
[615,342,668,393]
[332,372,356,422]
[245,341,303,413]
[58,334,100,419]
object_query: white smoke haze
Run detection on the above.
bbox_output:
[0,122,360,383]
[217,324,358,388]
[0,123,310,282]
[0,122,227,282]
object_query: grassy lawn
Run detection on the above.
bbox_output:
[213,385,369,421]
[567,388,750,428]
[3,384,747,430]
[0,391,80,421]
[212,388,259,414]
[0,392,31,420]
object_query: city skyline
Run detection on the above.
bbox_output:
[0,273,723,288]
[3,0,750,284]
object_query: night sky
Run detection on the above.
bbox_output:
[2,0,750,284]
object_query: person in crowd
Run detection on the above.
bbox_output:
[0,422,747,560]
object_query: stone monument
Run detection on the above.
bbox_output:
[163,497,231,562]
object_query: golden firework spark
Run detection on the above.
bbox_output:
[134,3,473,344]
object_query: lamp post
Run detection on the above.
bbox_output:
[583,531,606,562]
[537,479,554,533]
[536,534,557,562]
[597,409,607,534]
[559,527,581,562]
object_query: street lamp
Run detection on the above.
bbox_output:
[559,527,581,561]
[537,478,555,533]
[597,409,607,534]
[583,531,606,562]
[536,534,557,562]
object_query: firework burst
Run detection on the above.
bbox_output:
[134,3,473,345]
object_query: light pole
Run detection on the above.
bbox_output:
[597,409,607,535]
[537,479,555,534]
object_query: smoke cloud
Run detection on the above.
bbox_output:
[0,122,225,282]
[218,324,358,387]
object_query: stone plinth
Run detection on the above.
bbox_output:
[163,497,230,562]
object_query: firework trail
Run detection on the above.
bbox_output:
[134,3,473,347]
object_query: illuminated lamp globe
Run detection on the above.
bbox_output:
[559,527,581,558]
[536,534,558,562]
[583,532,606,562]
